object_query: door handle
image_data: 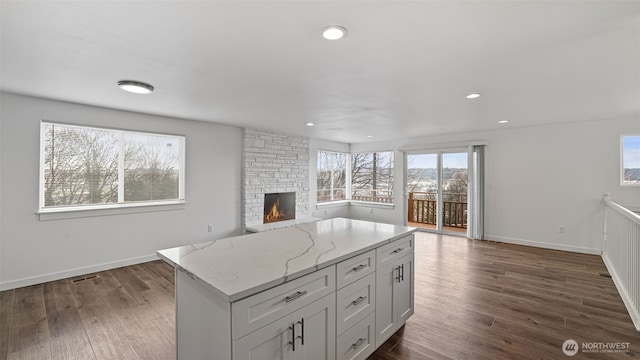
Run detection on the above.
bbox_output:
[297,318,304,346]
[400,264,404,281]
[288,322,296,351]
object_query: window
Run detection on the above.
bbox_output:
[351,151,394,204]
[40,122,185,212]
[622,135,640,186]
[317,151,347,203]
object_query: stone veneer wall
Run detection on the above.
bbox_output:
[243,128,310,227]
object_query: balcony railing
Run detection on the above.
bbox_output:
[408,192,467,229]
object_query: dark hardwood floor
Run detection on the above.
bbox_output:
[1,232,639,359]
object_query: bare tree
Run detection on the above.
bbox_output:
[352,152,393,201]
[444,170,468,202]
[124,135,180,201]
[317,151,346,201]
[406,157,430,193]
[43,124,118,206]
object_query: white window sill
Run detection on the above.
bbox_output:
[349,201,395,210]
[317,200,395,210]
[38,200,186,221]
[316,200,351,209]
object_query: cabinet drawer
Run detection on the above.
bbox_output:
[336,249,375,289]
[232,266,336,340]
[336,272,375,336]
[336,313,376,360]
[376,235,413,268]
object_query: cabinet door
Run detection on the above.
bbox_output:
[375,262,398,347]
[233,312,297,360]
[396,252,414,326]
[233,293,335,360]
[296,293,336,360]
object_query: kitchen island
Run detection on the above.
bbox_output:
[158,217,416,360]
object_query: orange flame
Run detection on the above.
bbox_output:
[265,198,282,222]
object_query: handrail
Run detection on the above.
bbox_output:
[604,196,640,224]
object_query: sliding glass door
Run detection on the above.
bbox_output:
[407,149,478,236]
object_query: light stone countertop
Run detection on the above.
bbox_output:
[157,217,416,302]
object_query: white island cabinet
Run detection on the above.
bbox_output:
[157,217,415,360]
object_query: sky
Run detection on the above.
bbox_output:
[623,135,640,169]
[407,152,468,169]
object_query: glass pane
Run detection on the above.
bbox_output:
[42,123,119,207]
[317,151,347,202]
[352,151,394,203]
[623,135,640,185]
[332,153,347,200]
[407,154,438,229]
[442,152,468,232]
[124,133,181,202]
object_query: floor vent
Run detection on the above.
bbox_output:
[599,272,612,278]
[70,274,99,284]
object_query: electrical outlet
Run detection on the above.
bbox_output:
[370,208,374,215]
[559,226,566,234]
[208,224,214,232]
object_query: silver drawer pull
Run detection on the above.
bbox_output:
[352,338,365,349]
[352,264,366,272]
[351,296,367,306]
[391,248,404,254]
[285,290,307,303]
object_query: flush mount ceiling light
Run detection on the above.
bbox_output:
[322,26,347,40]
[498,120,510,124]
[118,80,154,94]
[466,93,481,99]
[306,122,315,127]
[366,135,374,138]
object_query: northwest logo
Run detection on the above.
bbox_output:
[562,339,579,356]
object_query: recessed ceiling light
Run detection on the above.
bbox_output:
[306,122,315,127]
[366,135,374,138]
[118,80,154,94]
[466,93,481,99]
[498,120,510,124]
[322,26,347,40]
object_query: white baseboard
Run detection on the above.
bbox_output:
[0,254,160,291]
[485,235,602,255]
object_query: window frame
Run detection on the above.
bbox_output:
[316,150,350,204]
[621,134,640,187]
[38,121,186,216]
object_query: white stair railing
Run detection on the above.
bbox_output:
[602,193,640,331]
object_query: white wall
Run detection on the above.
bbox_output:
[0,92,243,290]
[349,117,640,254]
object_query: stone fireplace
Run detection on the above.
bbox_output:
[263,192,296,224]
[242,129,310,228]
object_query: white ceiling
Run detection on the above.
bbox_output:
[1,1,638,143]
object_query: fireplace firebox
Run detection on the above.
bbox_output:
[263,192,296,224]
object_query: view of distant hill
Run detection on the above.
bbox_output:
[408,167,467,181]
[625,168,640,180]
